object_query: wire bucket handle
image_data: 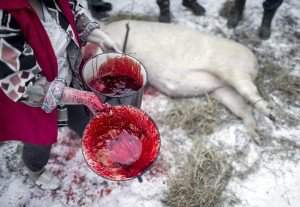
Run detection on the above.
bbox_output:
[122,23,130,53]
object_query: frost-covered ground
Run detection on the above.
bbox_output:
[0,0,299,206]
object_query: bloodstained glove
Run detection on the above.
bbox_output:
[59,87,106,114]
[42,79,106,114]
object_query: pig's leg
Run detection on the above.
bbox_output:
[211,86,261,144]
[220,72,273,119]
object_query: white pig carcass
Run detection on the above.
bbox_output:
[102,20,274,142]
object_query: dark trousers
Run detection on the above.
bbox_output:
[22,105,90,172]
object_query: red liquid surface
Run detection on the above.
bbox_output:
[89,75,141,96]
[107,130,142,165]
[88,56,143,97]
[82,106,160,180]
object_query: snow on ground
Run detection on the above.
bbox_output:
[1,0,300,206]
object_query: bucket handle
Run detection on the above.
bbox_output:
[122,23,130,53]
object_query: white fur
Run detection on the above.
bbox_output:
[102,20,273,141]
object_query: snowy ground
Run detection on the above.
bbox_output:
[0,0,300,206]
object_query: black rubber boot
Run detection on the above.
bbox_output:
[88,0,112,19]
[88,0,112,12]
[227,0,246,28]
[258,9,276,39]
[182,0,206,16]
[258,0,283,40]
[157,0,171,23]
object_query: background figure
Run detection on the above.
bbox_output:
[87,0,112,18]
[227,0,283,39]
[157,0,206,23]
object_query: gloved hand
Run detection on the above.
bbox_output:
[87,28,122,53]
[41,78,106,114]
[101,34,121,53]
[60,87,106,114]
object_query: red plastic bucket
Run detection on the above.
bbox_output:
[82,105,160,181]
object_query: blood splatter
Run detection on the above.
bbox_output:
[99,188,113,197]
[65,148,77,161]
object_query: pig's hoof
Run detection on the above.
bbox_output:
[266,104,276,122]
[250,131,262,145]
[252,136,261,145]
[268,113,276,122]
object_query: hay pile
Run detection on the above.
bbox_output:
[256,62,300,100]
[274,74,300,97]
[161,61,299,207]
[255,62,300,126]
[162,96,219,137]
[163,143,233,207]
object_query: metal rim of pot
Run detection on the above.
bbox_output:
[81,52,148,98]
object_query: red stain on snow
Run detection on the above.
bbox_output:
[64,186,76,204]
[65,148,77,161]
[71,174,86,186]
[99,188,113,197]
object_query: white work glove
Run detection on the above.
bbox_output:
[101,35,121,53]
[87,28,122,53]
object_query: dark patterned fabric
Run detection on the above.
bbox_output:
[0,11,41,101]
[0,0,96,102]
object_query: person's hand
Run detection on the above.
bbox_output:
[87,29,122,53]
[82,92,107,114]
[100,33,121,53]
[60,87,107,114]
[41,80,108,114]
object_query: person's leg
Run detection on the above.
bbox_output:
[157,0,171,23]
[87,0,112,19]
[22,143,51,173]
[22,143,59,189]
[258,0,283,39]
[182,0,206,16]
[67,105,91,137]
[227,0,246,28]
